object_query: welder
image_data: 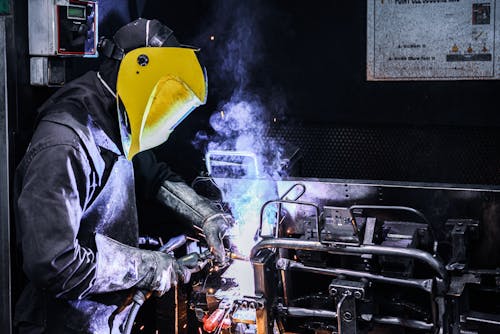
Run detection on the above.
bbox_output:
[13,18,233,333]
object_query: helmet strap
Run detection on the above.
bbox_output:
[97,36,125,61]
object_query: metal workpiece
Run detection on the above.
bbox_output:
[251,248,276,299]
[186,177,500,332]
[259,198,321,239]
[205,150,260,177]
[465,311,500,326]
[372,316,434,331]
[279,183,306,202]
[447,274,481,297]
[445,219,479,271]
[277,304,337,318]
[348,205,431,225]
[276,305,434,331]
[276,258,434,293]
[255,298,269,334]
[251,237,447,280]
[335,287,359,334]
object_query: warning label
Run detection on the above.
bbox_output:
[367,0,500,80]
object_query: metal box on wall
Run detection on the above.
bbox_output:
[28,0,97,56]
[28,0,97,86]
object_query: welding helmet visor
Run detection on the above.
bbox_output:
[116,47,207,160]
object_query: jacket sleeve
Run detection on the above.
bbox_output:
[16,140,98,300]
[133,149,183,200]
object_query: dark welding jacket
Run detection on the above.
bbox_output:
[13,71,176,333]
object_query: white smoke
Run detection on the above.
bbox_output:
[194,1,287,256]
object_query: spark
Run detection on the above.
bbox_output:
[220,110,225,119]
[210,35,215,41]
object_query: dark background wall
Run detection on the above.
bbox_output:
[12,0,500,185]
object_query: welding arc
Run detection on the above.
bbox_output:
[226,250,250,262]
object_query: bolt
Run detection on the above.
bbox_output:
[276,258,287,270]
[330,287,338,296]
[353,291,362,299]
[137,54,149,66]
[343,311,353,322]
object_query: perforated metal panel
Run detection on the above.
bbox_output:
[268,125,500,185]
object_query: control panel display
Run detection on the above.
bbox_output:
[57,0,96,55]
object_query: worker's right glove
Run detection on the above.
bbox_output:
[156,180,235,264]
[201,213,234,264]
[91,234,190,297]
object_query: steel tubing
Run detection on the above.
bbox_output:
[251,238,447,280]
[277,258,434,293]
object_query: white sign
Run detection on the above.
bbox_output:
[367,0,500,80]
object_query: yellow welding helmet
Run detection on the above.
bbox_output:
[116,47,207,160]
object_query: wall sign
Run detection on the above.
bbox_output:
[367,0,500,80]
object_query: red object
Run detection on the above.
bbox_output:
[221,318,231,329]
[203,309,225,333]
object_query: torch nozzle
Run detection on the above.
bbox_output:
[226,250,250,262]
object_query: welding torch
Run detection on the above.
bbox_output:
[177,248,249,269]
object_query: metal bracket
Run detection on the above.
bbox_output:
[321,206,362,246]
[445,219,479,271]
[329,279,366,334]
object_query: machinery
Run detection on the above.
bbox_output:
[175,174,500,334]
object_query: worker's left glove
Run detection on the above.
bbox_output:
[136,250,192,297]
[157,180,235,264]
[91,234,191,296]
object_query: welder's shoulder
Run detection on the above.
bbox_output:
[32,119,83,148]
[22,119,91,168]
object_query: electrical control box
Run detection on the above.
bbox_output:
[29,0,97,56]
[28,0,98,86]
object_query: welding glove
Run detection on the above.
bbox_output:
[201,213,234,264]
[157,180,234,264]
[92,234,190,297]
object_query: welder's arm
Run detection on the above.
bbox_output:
[17,144,97,299]
[93,233,190,296]
[157,180,234,263]
[17,143,184,299]
[133,150,234,263]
